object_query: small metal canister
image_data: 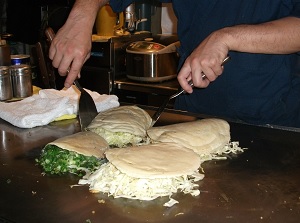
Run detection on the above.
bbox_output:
[0,66,13,101]
[10,64,33,98]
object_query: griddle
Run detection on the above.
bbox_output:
[0,107,299,223]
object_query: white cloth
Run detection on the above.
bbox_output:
[0,86,119,128]
[161,3,177,34]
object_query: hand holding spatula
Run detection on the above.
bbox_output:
[45,27,98,131]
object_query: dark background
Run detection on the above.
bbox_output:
[5,0,74,44]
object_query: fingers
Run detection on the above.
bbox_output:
[178,56,227,92]
[48,39,72,76]
[195,58,224,83]
[49,40,91,88]
[177,65,194,93]
[63,54,90,88]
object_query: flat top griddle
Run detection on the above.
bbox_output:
[0,107,299,223]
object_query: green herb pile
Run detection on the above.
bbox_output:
[36,145,106,176]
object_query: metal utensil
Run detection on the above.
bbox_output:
[35,42,50,88]
[73,79,98,130]
[45,27,98,131]
[36,42,57,89]
[151,56,231,126]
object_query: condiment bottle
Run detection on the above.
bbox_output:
[0,39,11,66]
[0,66,13,101]
[10,64,33,98]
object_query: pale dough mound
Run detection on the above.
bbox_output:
[105,142,201,179]
[147,118,231,156]
[88,105,152,138]
[48,131,109,158]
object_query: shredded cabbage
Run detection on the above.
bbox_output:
[163,198,179,207]
[79,163,204,201]
[199,141,246,163]
[90,128,148,148]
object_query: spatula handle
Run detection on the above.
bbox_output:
[45,27,55,43]
[74,80,85,93]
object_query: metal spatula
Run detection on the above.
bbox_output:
[73,80,98,130]
[45,27,98,131]
[151,56,231,127]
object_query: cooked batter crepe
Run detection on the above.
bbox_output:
[79,142,204,201]
[147,118,231,156]
[48,131,109,158]
[105,142,201,178]
[87,105,152,147]
[37,132,109,175]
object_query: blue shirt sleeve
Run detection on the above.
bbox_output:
[109,0,134,12]
[109,0,171,12]
[290,0,300,17]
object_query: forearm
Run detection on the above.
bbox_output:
[65,0,109,32]
[220,16,300,54]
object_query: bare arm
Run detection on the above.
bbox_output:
[225,17,300,54]
[178,16,300,92]
[49,0,109,88]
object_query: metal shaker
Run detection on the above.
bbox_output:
[10,64,33,98]
[0,66,13,101]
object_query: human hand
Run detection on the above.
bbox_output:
[49,24,92,88]
[47,0,109,88]
[177,31,230,93]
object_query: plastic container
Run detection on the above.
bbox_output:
[0,66,13,101]
[10,64,33,98]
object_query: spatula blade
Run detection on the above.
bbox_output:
[74,80,98,131]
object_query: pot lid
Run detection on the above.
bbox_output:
[126,41,166,53]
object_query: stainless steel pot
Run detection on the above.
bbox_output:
[126,41,179,82]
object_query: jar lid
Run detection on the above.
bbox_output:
[126,41,166,54]
[11,54,30,60]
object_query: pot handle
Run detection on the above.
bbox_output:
[114,12,124,31]
[157,41,180,54]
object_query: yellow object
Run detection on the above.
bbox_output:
[33,85,41,94]
[53,114,77,122]
[95,4,124,36]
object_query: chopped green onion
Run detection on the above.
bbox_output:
[36,145,106,176]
